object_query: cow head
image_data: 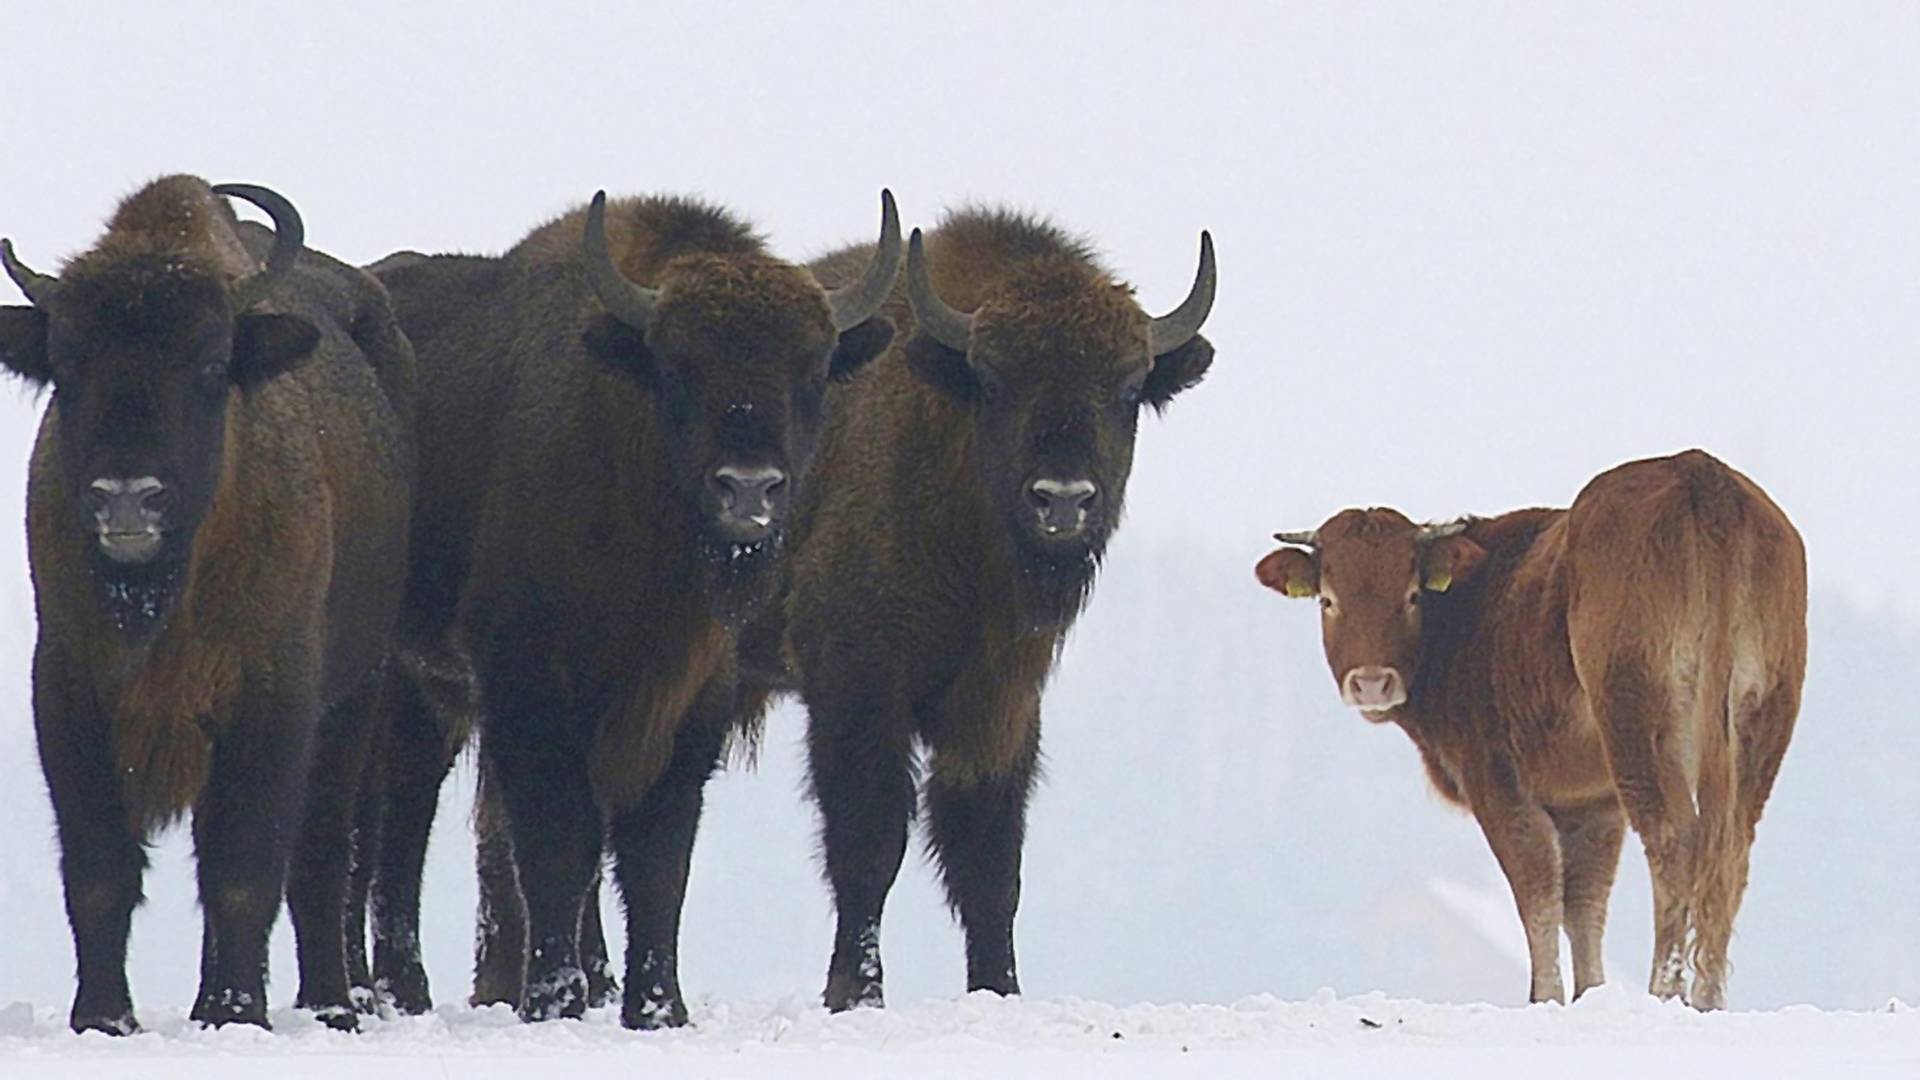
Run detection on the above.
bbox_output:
[580,190,898,608]
[0,182,317,628]
[1256,509,1488,721]
[903,227,1215,625]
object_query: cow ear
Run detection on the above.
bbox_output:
[232,313,321,389]
[1422,534,1487,593]
[582,313,659,390]
[0,306,51,384]
[829,315,894,382]
[1141,333,1214,412]
[904,329,981,403]
[1256,546,1319,598]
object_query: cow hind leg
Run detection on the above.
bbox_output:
[288,677,380,1031]
[1591,657,1699,1002]
[1551,797,1626,999]
[1472,789,1568,1005]
[807,690,917,1012]
[925,728,1039,998]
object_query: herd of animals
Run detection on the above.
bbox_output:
[0,175,1806,1036]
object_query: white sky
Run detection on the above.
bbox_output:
[3,3,1914,620]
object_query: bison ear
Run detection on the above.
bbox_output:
[1141,333,1214,412]
[582,313,659,389]
[1422,534,1487,593]
[1256,546,1319,598]
[903,330,980,403]
[829,316,894,382]
[0,306,51,384]
[232,313,321,389]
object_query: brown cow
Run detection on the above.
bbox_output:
[1256,450,1805,1010]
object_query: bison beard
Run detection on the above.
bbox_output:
[92,552,186,634]
[1008,530,1105,632]
[695,527,783,631]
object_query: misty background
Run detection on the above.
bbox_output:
[0,3,1915,1014]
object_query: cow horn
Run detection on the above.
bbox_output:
[1272,529,1319,547]
[583,190,660,331]
[1418,519,1470,542]
[1,238,57,306]
[905,228,972,351]
[1148,230,1216,356]
[825,189,901,331]
[212,183,305,312]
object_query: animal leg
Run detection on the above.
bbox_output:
[288,676,380,1031]
[370,665,460,1014]
[344,688,388,1011]
[925,726,1039,997]
[1551,797,1626,999]
[469,756,528,1008]
[606,690,731,1030]
[807,689,916,1012]
[1473,785,1567,1004]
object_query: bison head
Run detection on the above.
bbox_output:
[579,190,899,609]
[903,227,1215,625]
[1257,510,1489,721]
[0,182,318,628]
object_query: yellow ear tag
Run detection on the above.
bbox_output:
[1425,570,1453,593]
[1284,580,1316,599]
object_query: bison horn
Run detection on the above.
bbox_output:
[1272,529,1319,547]
[825,189,901,331]
[212,183,305,312]
[1418,519,1470,542]
[905,228,973,352]
[1,238,57,306]
[1148,230,1216,357]
[582,190,661,332]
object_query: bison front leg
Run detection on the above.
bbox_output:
[926,724,1039,998]
[191,682,316,1029]
[35,644,147,1036]
[482,656,600,1023]
[288,675,381,1031]
[807,686,917,1012]
[1472,783,1568,1005]
[605,691,731,1030]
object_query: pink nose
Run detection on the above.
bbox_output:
[1342,666,1406,710]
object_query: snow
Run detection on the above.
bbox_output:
[1,991,1915,1079]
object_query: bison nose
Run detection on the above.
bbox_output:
[87,476,169,563]
[711,465,789,531]
[1341,666,1407,713]
[1028,477,1098,536]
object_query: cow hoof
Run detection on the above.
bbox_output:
[70,1010,139,1037]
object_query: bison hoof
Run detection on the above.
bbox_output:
[586,959,621,1010]
[372,970,433,1016]
[306,1003,360,1033]
[824,976,885,1013]
[190,989,270,1030]
[519,967,588,1023]
[622,989,687,1031]
[69,1009,139,1037]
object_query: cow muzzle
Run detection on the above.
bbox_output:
[86,476,170,564]
[1341,665,1406,718]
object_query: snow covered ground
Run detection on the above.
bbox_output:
[2,990,1916,1079]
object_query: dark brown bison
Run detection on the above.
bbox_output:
[0,176,414,1032]
[742,209,1216,1011]
[364,190,900,1028]
[1256,449,1806,1009]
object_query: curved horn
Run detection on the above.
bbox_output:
[582,190,660,331]
[1,238,57,306]
[904,228,972,351]
[1418,519,1470,542]
[1148,230,1216,356]
[1272,529,1319,547]
[212,183,305,312]
[825,189,901,331]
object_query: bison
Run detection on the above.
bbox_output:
[1256,449,1806,1009]
[741,209,1217,1011]
[364,190,901,1028]
[0,176,415,1032]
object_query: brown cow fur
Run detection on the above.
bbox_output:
[1257,449,1806,1010]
